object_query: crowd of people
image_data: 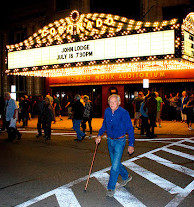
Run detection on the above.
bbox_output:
[0,89,193,141]
[0,92,93,142]
[132,90,194,137]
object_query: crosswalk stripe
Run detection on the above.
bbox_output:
[162,148,194,161]
[123,161,184,194]
[174,143,194,150]
[55,186,81,207]
[185,139,194,144]
[15,186,81,207]
[94,172,146,207]
[145,153,194,177]
[165,180,194,207]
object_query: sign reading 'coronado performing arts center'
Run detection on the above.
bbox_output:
[6,10,194,85]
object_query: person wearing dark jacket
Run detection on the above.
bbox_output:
[72,94,85,141]
[42,98,54,140]
[140,98,150,137]
[36,95,45,137]
[143,93,157,138]
[20,95,30,127]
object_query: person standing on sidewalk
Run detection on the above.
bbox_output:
[36,95,45,138]
[185,94,194,130]
[143,93,157,138]
[155,92,163,128]
[180,91,188,123]
[20,95,30,128]
[95,94,135,197]
[65,95,73,119]
[132,91,144,129]
[82,95,93,139]
[4,92,22,141]
[140,98,150,137]
[42,98,55,140]
[72,94,86,141]
[53,94,62,121]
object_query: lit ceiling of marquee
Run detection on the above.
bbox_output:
[6,10,178,52]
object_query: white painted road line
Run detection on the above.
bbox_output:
[162,148,194,161]
[124,161,184,194]
[165,180,194,207]
[55,187,81,207]
[185,139,194,144]
[174,143,194,151]
[145,153,194,177]
[94,172,146,207]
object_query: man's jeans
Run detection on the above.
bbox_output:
[107,137,128,190]
[73,119,85,140]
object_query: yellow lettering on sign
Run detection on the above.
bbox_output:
[66,24,73,35]
[58,26,65,35]
[42,29,49,37]
[100,75,104,79]
[160,72,165,77]
[76,23,84,34]
[105,17,114,26]
[86,21,93,30]
[95,75,99,80]
[96,19,103,27]
[139,73,144,78]
[50,27,56,36]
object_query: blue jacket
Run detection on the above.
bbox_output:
[180,97,188,110]
[140,102,148,118]
[98,106,135,146]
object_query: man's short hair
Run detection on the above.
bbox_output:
[45,97,50,103]
[74,94,81,100]
[108,94,121,103]
[83,95,89,101]
[4,92,10,98]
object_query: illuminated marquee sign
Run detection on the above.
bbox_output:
[182,12,194,62]
[8,30,174,69]
[184,31,194,58]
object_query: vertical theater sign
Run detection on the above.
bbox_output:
[6,10,194,86]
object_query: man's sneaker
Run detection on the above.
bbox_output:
[106,189,115,197]
[88,135,92,139]
[81,134,86,140]
[120,175,132,187]
[74,139,81,141]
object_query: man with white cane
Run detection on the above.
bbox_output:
[95,94,135,197]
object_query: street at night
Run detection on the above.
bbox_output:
[0,119,193,207]
[0,0,194,207]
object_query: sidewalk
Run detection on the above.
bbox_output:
[17,116,194,137]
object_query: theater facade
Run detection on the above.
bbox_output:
[6,11,194,116]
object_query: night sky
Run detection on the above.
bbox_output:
[0,0,193,29]
[0,0,140,25]
[90,0,141,20]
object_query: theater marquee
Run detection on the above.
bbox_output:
[8,30,174,69]
[6,11,194,85]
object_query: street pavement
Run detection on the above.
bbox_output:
[0,117,194,207]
